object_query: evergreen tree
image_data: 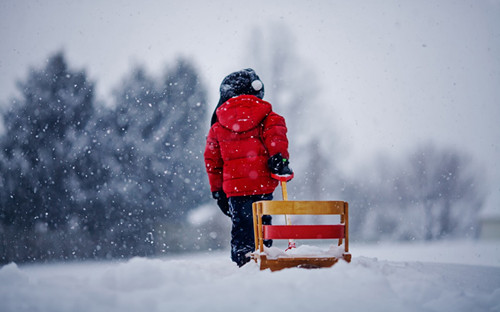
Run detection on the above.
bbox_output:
[0,53,215,263]
[0,52,96,262]
[161,59,209,217]
[100,59,210,255]
[97,66,165,257]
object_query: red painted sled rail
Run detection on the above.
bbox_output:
[262,224,345,240]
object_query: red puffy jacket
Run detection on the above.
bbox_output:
[204,95,289,197]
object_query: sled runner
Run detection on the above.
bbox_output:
[251,175,351,271]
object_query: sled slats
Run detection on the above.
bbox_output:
[252,200,350,271]
[262,224,345,240]
[259,201,346,215]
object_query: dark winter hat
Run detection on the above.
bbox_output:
[211,68,265,125]
[219,68,264,103]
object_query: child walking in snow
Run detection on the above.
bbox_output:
[204,68,293,267]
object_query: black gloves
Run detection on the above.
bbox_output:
[212,190,231,217]
[268,153,293,176]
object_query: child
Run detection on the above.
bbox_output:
[204,68,293,267]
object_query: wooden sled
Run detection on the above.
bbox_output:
[252,200,351,272]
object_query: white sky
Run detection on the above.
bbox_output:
[1,0,499,210]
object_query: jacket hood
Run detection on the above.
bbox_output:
[216,95,271,132]
[211,68,264,126]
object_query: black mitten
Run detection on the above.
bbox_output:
[268,153,293,176]
[212,191,231,217]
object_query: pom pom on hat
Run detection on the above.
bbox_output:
[251,79,263,91]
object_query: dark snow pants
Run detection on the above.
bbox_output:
[228,193,273,267]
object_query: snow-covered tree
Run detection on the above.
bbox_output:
[0,52,96,262]
[0,53,214,264]
[161,59,209,215]
[90,59,210,257]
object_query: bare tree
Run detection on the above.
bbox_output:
[394,143,482,240]
[244,23,341,199]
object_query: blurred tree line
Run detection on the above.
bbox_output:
[338,144,483,242]
[0,52,228,264]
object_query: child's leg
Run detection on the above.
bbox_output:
[229,193,273,267]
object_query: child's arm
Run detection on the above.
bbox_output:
[204,127,224,192]
[205,127,231,217]
[262,112,289,159]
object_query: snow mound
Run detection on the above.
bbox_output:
[1,241,500,312]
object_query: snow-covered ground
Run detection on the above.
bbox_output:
[1,240,499,312]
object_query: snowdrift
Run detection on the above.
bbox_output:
[1,240,499,312]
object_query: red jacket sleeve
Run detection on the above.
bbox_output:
[204,126,223,192]
[262,112,289,159]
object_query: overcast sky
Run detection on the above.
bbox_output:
[1,0,499,211]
